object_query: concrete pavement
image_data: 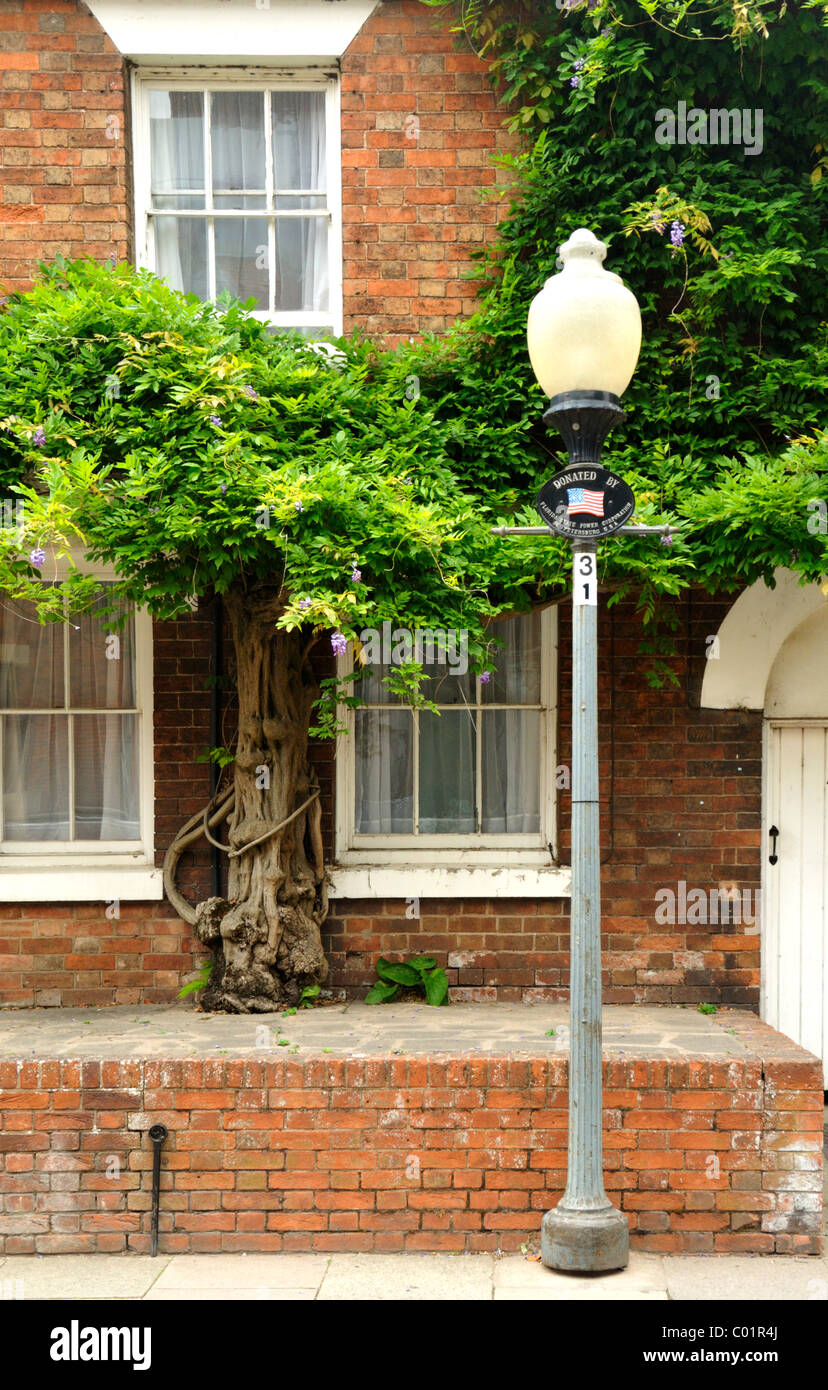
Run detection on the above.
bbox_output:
[0,1249,826,1300]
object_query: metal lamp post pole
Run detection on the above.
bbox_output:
[491,519,674,1271]
[544,533,628,1270]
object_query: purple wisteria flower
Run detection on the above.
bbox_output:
[651,211,666,234]
[295,500,304,512]
[601,26,613,37]
[670,220,686,249]
[32,426,46,447]
[573,58,585,71]
[220,483,227,494]
[351,563,362,583]
[660,532,674,548]
[29,547,46,568]
[298,597,312,611]
[209,414,223,428]
[479,670,491,685]
[331,632,348,657]
[244,385,258,399]
[570,76,580,88]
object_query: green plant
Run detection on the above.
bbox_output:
[365,956,450,1007]
[178,962,213,999]
[697,1002,718,1015]
[283,984,322,1016]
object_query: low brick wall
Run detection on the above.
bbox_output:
[0,1016,821,1255]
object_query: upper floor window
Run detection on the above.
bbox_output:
[133,73,342,336]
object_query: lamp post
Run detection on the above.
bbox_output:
[494,228,664,1273]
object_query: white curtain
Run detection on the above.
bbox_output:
[0,593,139,842]
[481,613,541,833]
[272,91,328,313]
[353,614,542,837]
[355,709,413,833]
[149,89,207,298]
[149,88,328,315]
[69,596,139,840]
[211,91,268,308]
[0,600,68,839]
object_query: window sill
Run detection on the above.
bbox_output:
[0,865,164,903]
[327,864,571,900]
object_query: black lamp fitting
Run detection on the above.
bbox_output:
[542,389,625,467]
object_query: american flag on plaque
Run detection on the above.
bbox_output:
[566,486,605,519]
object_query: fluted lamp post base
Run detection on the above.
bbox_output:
[542,1202,630,1273]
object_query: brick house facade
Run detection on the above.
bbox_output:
[0,0,825,1083]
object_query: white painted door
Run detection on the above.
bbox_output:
[764,721,828,1077]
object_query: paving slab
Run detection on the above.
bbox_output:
[0,1001,761,1060]
[0,1254,170,1300]
[494,1287,669,1300]
[144,1288,317,1301]
[316,1252,496,1301]
[663,1256,828,1302]
[148,1253,328,1292]
[493,1251,666,1295]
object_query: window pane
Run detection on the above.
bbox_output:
[154,216,208,299]
[0,599,64,709]
[214,217,269,308]
[73,714,140,840]
[482,611,541,704]
[358,664,401,705]
[419,710,476,833]
[150,90,205,201]
[211,91,265,201]
[274,195,327,211]
[271,91,327,190]
[482,710,541,834]
[274,218,328,312]
[69,592,135,709]
[422,664,472,707]
[2,715,69,840]
[355,709,412,833]
[154,195,205,211]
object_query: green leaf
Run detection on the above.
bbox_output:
[423,967,449,1007]
[406,955,437,974]
[365,980,399,1005]
[375,958,421,986]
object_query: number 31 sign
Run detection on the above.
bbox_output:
[573,550,597,606]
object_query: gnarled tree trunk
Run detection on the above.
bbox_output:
[195,581,328,1013]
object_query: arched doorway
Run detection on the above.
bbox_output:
[701,570,828,1076]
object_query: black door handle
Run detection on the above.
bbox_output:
[768,825,779,865]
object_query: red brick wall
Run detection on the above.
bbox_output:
[0,0,129,294]
[341,0,517,341]
[0,1015,820,1255]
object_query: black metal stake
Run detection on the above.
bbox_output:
[148,1123,169,1258]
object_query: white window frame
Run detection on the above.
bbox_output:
[131,67,343,336]
[0,556,160,901]
[330,608,571,899]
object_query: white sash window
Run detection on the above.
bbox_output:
[0,570,159,900]
[133,72,342,336]
[333,610,570,898]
